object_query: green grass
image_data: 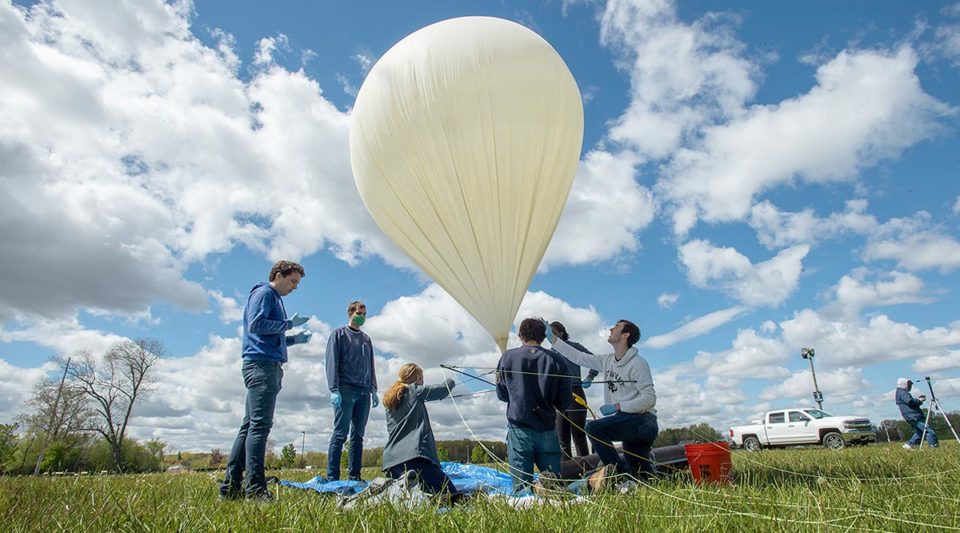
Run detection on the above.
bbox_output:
[2,442,958,532]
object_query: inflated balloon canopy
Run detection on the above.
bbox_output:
[350,16,584,352]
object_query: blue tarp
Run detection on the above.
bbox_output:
[281,462,515,495]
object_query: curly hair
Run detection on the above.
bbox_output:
[382,363,423,411]
[268,260,305,282]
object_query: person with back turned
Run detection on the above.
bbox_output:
[496,318,572,492]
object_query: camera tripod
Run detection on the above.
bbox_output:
[918,376,960,447]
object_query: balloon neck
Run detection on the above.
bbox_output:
[496,336,508,353]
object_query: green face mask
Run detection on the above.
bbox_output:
[351,315,366,327]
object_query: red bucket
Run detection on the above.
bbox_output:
[684,442,732,485]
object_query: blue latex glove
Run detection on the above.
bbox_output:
[290,331,312,345]
[600,403,618,416]
[371,392,379,408]
[330,391,342,409]
[539,317,557,343]
[288,313,309,328]
[581,377,593,389]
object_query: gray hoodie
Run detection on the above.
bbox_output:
[550,338,656,415]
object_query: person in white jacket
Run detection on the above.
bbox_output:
[540,317,659,479]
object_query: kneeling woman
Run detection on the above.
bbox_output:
[381,363,458,495]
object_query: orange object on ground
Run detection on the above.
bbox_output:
[684,442,732,485]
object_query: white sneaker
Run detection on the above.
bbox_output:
[902,443,914,450]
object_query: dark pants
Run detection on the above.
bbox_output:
[326,384,371,480]
[556,388,591,458]
[221,359,283,497]
[586,412,658,478]
[386,457,458,494]
[506,426,562,491]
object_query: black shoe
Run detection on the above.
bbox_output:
[218,489,243,501]
[245,489,274,503]
[218,483,243,501]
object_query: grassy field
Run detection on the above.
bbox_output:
[1,442,958,532]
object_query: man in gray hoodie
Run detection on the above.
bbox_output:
[896,377,938,449]
[542,317,658,479]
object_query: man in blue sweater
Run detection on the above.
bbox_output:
[325,300,378,481]
[496,318,572,492]
[220,261,311,501]
[896,377,938,449]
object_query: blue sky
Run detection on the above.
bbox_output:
[1,0,959,454]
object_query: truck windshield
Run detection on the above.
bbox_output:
[804,409,832,419]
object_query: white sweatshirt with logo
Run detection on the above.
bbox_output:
[551,338,657,415]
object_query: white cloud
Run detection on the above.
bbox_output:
[821,269,930,320]
[254,34,290,66]
[657,293,679,309]
[679,240,809,307]
[542,150,656,268]
[599,0,757,159]
[954,195,960,215]
[0,359,56,424]
[692,328,791,379]
[758,367,871,404]
[209,291,243,323]
[748,199,878,249]
[352,53,373,73]
[366,284,499,369]
[780,310,960,368]
[661,47,952,235]
[0,0,416,321]
[914,351,960,374]
[644,305,748,348]
[864,230,960,273]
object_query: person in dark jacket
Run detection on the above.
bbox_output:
[381,363,457,495]
[549,321,598,458]
[325,300,378,481]
[896,377,938,449]
[496,318,572,491]
[220,260,311,501]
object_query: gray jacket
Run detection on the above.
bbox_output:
[382,380,455,470]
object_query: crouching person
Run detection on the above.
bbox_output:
[497,318,572,492]
[381,363,459,496]
[543,318,658,480]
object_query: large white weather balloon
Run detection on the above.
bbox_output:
[350,16,583,352]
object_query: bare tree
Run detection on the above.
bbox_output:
[63,338,164,472]
[20,377,95,442]
[19,371,96,474]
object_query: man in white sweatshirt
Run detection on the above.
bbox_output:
[541,318,659,479]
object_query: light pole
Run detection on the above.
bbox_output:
[801,347,823,410]
[300,431,306,469]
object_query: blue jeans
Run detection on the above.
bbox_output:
[326,384,371,480]
[222,359,283,496]
[586,412,658,478]
[386,457,458,494]
[506,426,562,491]
[907,419,939,447]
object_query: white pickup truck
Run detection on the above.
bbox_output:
[729,408,876,451]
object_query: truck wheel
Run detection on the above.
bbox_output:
[822,432,845,450]
[743,436,761,452]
